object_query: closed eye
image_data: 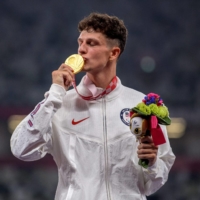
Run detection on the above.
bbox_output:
[87,39,98,46]
[77,38,100,47]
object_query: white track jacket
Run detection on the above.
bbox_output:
[11,76,175,200]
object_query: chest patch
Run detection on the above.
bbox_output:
[120,108,130,126]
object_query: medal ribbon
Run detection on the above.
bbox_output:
[150,115,166,146]
[72,76,118,100]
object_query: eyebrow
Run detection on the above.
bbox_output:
[77,37,99,42]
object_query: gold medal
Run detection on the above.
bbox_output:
[65,54,84,74]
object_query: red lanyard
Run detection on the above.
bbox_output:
[72,76,117,100]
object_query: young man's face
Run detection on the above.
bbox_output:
[77,29,115,73]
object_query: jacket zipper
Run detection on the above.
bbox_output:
[102,96,112,200]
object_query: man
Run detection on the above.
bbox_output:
[11,13,175,200]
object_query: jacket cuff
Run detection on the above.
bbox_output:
[147,160,158,173]
[49,84,66,96]
[43,84,66,110]
[143,159,159,175]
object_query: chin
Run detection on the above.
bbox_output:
[83,65,92,72]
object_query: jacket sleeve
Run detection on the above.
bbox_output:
[142,124,176,196]
[10,84,66,161]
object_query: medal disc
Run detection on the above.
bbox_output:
[65,54,84,74]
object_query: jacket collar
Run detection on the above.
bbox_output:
[77,75,123,102]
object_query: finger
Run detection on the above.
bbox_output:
[137,149,158,155]
[138,143,158,150]
[140,136,153,144]
[138,154,157,166]
[138,153,156,159]
[137,149,157,158]
[138,153,157,159]
[62,72,74,86]
[59,63,74,73]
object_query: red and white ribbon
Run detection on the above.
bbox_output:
[150,115,166,146]
[72,76,118,101]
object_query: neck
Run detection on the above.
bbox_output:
[86,68,116,89]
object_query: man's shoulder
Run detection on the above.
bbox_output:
[118,85,145,107]
[122,85,145,99]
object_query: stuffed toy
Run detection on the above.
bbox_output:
[130,93,171,168]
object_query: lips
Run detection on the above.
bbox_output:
[79,56,87,67]
[82,58,87,65]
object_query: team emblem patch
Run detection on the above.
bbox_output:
[120,108,130,126]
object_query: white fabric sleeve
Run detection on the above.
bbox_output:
[10,84,66,161]
[142,124,176,196]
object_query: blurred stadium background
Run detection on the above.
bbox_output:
[0,0,200,199]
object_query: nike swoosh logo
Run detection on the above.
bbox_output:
[72,117,89,125]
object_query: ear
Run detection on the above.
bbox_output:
[109,47,121,60]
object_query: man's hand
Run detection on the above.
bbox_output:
[52,64,74,90]
[137,136,158,167]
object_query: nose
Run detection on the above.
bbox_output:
[78,42,87,55]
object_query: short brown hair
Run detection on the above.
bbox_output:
[78,12,128,56]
